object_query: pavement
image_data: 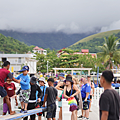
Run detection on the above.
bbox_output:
[77,103,99,120]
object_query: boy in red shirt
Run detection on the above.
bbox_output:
[3,78,18,115]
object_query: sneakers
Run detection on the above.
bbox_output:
[20,109,24,113]
[82,117,89,120]
[24,110,27,113]
[78,115,83,119]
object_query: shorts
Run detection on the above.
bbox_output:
[90,95,92,99]
[46,103,56,118]
[3,103,10,113]
[58,101,62,108]
[82,98,90,110]
[0,86,7,97]
[19,89,30,103]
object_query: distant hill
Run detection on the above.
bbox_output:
[0,34,34,54]
[0,30,95,50]
[69,30,120,53]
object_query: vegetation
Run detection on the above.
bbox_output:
[0,34,35,54]
[97,35,120,69]
[69,30,120,53]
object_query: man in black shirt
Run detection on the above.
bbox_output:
[23,76,43,120]
[43,78,58,120]
[99,70,120,120]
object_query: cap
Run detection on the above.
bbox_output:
[18,66,29,72]
[30,76,37,84]
[59,73,65,78]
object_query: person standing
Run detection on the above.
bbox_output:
[15,66,30,113]
[81,77,91,120]
[23,76,43,120]
[38,77,47,120]
[87,75,94,112]
[99,70,120,120]
[42,78,58,120]
[0,61,16,115]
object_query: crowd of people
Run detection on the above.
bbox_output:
[0,61,120,120]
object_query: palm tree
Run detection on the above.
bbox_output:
[97,35,120,69]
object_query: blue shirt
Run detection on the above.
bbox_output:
[40,85,47,101]
[15,73,30,90]
[81,83,91,99]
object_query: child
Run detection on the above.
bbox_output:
[3,78,18,115]
[15,66,30,113]
[38,77,47,120]
[23,76,43,120]
[42,78,58,120]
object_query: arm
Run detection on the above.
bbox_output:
[84,92,90,101]
[37,85,43,102]
[43,94,48,107]
[20,78,30,85]
[70,84,80,98]
[12,77,21,83]
[55,82,64,90]
[63,86,69,99]
[101,111,108,120]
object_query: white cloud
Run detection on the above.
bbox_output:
[0,0,120,33]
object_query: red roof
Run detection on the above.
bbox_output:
[33,46,44,51]
[57,48,66,53]
[81,49,89,53]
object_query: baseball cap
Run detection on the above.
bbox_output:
[18,66,29,72]
[30,76,37,84]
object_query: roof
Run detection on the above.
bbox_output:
[53,68,92,70]
[0,54,33,58]
[57,48,66,53]
[33,46,44,51]
[81,49,89,53]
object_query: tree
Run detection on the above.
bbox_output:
[97,35,120,69]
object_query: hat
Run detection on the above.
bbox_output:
[47,78,54,83]
[18,66,29,72]
[59,73,65,78]
[65,76,73,84]
[30,76,37,84]
[38,77,46,84]
[87,75,91,78]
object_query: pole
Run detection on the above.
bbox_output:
[97,66,99,86]
[47,61,48,75]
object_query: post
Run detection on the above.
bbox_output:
[71,70,73,75]
[88,70,90,75]
[55,69,57,76]
[47,61,48,75]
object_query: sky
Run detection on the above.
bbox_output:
[0,0,120,34]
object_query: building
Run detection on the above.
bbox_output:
[0,54,38,74]
[33,46,47,55]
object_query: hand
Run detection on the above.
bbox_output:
[70,95,74,98]
[37,98,41,103]
[42,104,45,107]
[17,80,21,83]
[16,101,18,106]
[84,98,87,102]
[58,97,61,101]
[92,94,94,97]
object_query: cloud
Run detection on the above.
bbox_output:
[100,20,120,32]
[0,0,120,34]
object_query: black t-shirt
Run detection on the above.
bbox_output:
[99,89,120,120]
[45,86,58,106]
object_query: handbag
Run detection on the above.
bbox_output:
[67,85,78,112]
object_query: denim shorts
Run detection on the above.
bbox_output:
[0,86,7,97]
[46,103,56,118]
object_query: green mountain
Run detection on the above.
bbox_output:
[69,30,120,53]
[0,34,34,54]
[0,30,94,50]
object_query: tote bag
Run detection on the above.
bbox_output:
[67,85,78,112]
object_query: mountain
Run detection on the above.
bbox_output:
[0,34,34,54]
[69,30,120,53]
[0,30,95,50]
